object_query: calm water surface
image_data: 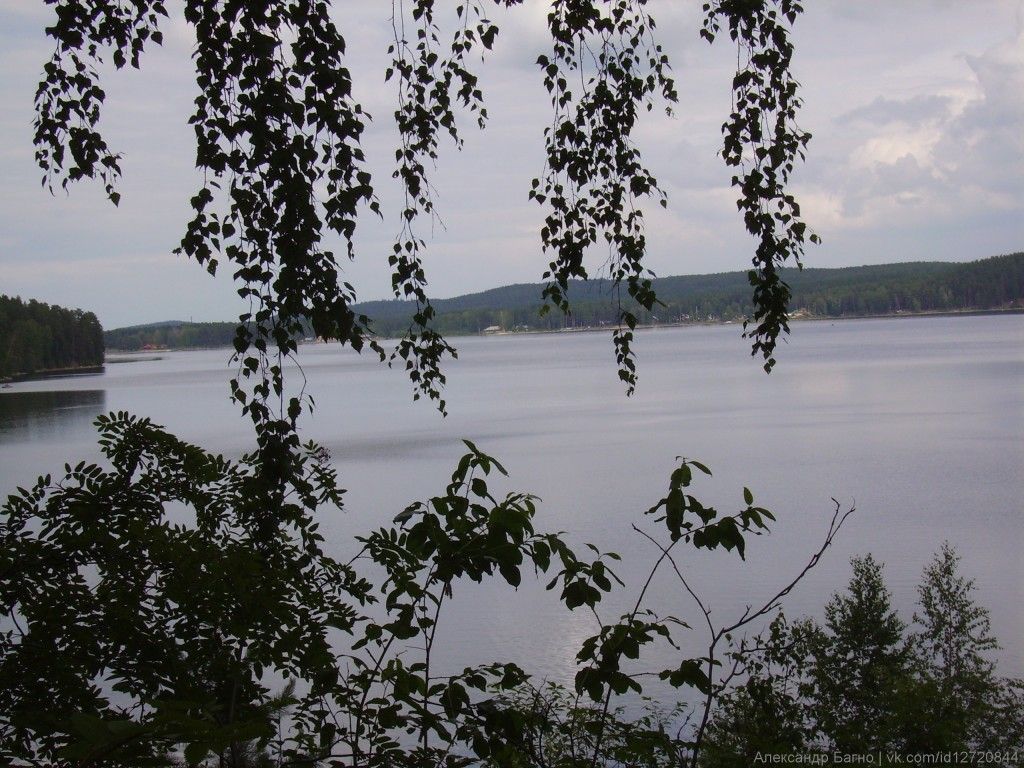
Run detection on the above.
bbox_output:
[2,315,1022,685]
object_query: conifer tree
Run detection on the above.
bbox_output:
[811,555,911,752]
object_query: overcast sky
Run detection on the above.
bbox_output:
[1,1,1022,329]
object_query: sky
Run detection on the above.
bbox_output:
[1,1,1022,330]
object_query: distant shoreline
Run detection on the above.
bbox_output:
[463,306,1024,339]
[1,364,105,385]
[6,308,1022,385]
[105,354,166,363]
[792,306,1024,323]
[105,306,1024,354]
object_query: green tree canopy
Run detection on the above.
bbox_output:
[0,295,104,379]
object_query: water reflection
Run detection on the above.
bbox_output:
[0,316,1020,678]
[0,390,106,443]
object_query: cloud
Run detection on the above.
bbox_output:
[792,10,1024,263]
[934,25,1024,200]
[865,154,940,202]
[838,95,954,127]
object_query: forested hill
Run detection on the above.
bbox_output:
[354,251,1024,336]
[0,296,104,379]
[105,252,1023,349]
[104,320,239,353]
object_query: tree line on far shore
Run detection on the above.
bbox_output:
[0,295,103,379]
[103,252,1024,351]
[359,252,1023,336]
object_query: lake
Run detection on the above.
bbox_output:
[2,314,1022,689]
